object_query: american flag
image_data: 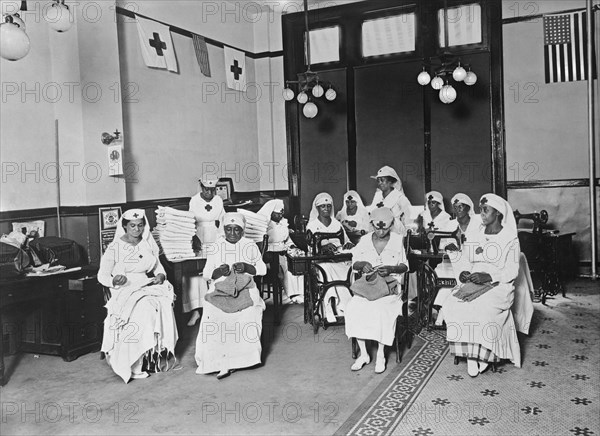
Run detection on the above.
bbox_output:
[543,11,596,83]
[192,34,211,78]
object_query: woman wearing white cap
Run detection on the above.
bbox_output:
[98,209,178,383]
[368,166,412,233]
[345,207,408,374]
[185,175,225,326]
[336,190,370,244]
[418,191,456,232]
[307,192,353,323]
[195,212,267,379]
[440,194,522,377]
[433,193,482,325]
[257,199,304,304]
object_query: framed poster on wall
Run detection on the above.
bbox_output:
[99,207,122,255]
[216,178,234,202]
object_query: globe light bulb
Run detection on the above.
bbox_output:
[312,84,324,98]
[0,21,30,61]
[439,84,457,104]
[297,91,308,104]
[453,65,467,82]
[464,71,478,86]
[283,87,295,101]
[325,88,336,101]
[303,102,318,118]
[417,70,431,86]
[431,76,443,90]
[46,1,73,32]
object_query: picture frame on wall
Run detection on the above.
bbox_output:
[216,178,234,202]
[99,207,122,255]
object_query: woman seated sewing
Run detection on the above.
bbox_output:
[418,191,456,232]
[345,208,408,374]
[257,199,304,304]
[440,194,521,377]
[195,212,266,380]
[368,166,412,233]
[98,209,178,383]
[306,192,353,323]
[336,190,370,245]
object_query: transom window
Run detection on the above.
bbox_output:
[306,26,340,64]
[438,3,482,47]
[362,13,416,57]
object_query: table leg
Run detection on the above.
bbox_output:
[0,311,5,386]
[273,255,281,326]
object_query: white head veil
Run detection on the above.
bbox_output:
[257,199,285,219]
[451,193,475,217]
[425,191,445,212]
[309,192,335,222]
[338,190,366,216]
[479,194,517,237]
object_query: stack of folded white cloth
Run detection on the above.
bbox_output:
[237,209,268,243]
[154,206,196,260]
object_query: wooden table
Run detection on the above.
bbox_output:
[0,266,102,386]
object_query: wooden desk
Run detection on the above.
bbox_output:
[0,266,102,386]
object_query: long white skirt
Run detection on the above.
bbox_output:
[182,275,209,312]
[102,286,178,383]
[442,283,521,367]
[195,287,265,374]
[345,295,403,346]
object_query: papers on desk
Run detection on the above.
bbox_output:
[26,265,82,277]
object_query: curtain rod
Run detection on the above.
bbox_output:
[115,6,282,59]
[503,4,599,25]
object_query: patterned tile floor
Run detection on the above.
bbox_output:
[342,279,600,436]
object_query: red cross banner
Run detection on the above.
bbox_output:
[224,46,246,91]
[136,16,178,73]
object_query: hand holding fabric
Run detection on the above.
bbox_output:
[112,275,127,287]
[232,262,256,275]
[467,272,492,284]
[212,264,231,279]
[151,273,166,285]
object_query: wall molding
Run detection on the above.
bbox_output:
[507,178,600,189]
[502,5,598,25]
[115,6,284,60]
[0,190,290,222]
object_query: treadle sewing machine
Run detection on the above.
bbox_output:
[405,227,461,331]
[286,230,352,333]
[514,209,576,304]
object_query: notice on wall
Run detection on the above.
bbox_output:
[99,207,122,255]
[107,133,124,176]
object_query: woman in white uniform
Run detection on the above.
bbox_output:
[185,175,225,326]
[306,193,353,323]
[336,190,370,245]
[257,199,304,304]
[195,212,266,379]
[368,166,412,234]
[441,194,522,377]
[345,207,408,374]
[418,191,456,232]
[98,209,178,383]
